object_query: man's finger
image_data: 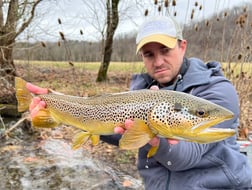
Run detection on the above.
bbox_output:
[30,101,45,118]
[29,97,41,112]
[125,119,134,130]
[26,82,48,94]
[149,136,160,146]
[150,85,159,90]
[114,126,125,135]
[168,139,179,145]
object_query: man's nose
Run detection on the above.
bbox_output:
[153,54,164,67]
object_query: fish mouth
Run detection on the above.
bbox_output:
[186,113,235,143]
[192,112,234,132]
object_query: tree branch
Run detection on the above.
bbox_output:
[0,0,3,28]
[5,0,18,33]
[15,0,42,38]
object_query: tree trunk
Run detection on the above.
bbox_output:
[0,0,18,104]
[0,44,17,104]
[0,0,41,116]
[96,0,120,82]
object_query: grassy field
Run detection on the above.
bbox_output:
[16,59,252,75]
[15,60,145,73]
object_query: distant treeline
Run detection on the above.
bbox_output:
[14,4,252,63]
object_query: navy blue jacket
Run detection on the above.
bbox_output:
[101,58,252,189]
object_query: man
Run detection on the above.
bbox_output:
[27,16,252,189]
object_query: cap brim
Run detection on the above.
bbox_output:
[136,34,177,54]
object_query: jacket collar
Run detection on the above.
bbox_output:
[130,57,223,93]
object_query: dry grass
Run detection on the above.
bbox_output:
[222,62,252,139]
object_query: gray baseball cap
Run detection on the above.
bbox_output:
[136,16,183,53]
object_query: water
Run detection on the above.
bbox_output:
[0,137,143,190]
[3,119,250,190]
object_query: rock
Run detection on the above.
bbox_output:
[0,104,20,117]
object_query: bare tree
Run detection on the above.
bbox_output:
[0,0,42,105]
[96,0,119,82]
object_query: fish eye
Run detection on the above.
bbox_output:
[196,109,209,117]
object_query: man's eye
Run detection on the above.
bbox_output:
[160,47,170,54]
[143,52,153,57]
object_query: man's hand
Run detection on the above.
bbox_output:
[26,82,48,94]
[114,85,179,146]
[26,82,48,118]
[115,119,179,146]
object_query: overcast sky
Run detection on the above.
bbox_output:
[21,0,251,42]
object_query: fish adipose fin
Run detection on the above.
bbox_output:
[119,119,155,150]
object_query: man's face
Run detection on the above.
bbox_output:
[140,40,187,85]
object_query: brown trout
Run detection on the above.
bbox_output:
[15,77,235,157]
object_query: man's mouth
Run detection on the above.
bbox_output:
[155,68,167,74]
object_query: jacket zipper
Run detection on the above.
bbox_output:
[166,171,171,189]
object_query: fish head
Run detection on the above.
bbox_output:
[148,93,235,143]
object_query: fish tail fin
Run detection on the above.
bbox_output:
[32,108,60,128]
[119,119,155,150]
[15,77,33,112]
[72,131,91,150]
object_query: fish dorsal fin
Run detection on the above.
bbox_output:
[119,119,155,150]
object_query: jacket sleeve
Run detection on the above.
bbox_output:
[149,79,240,171]
[153,139,214,171]
[100,134,121,146]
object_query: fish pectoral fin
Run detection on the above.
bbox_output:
[90,135,100,146]
[147,145,159,158]
[72,131,91,150]
[32,108,59,128]
[189,128,236,143]
[119,119,154,150]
